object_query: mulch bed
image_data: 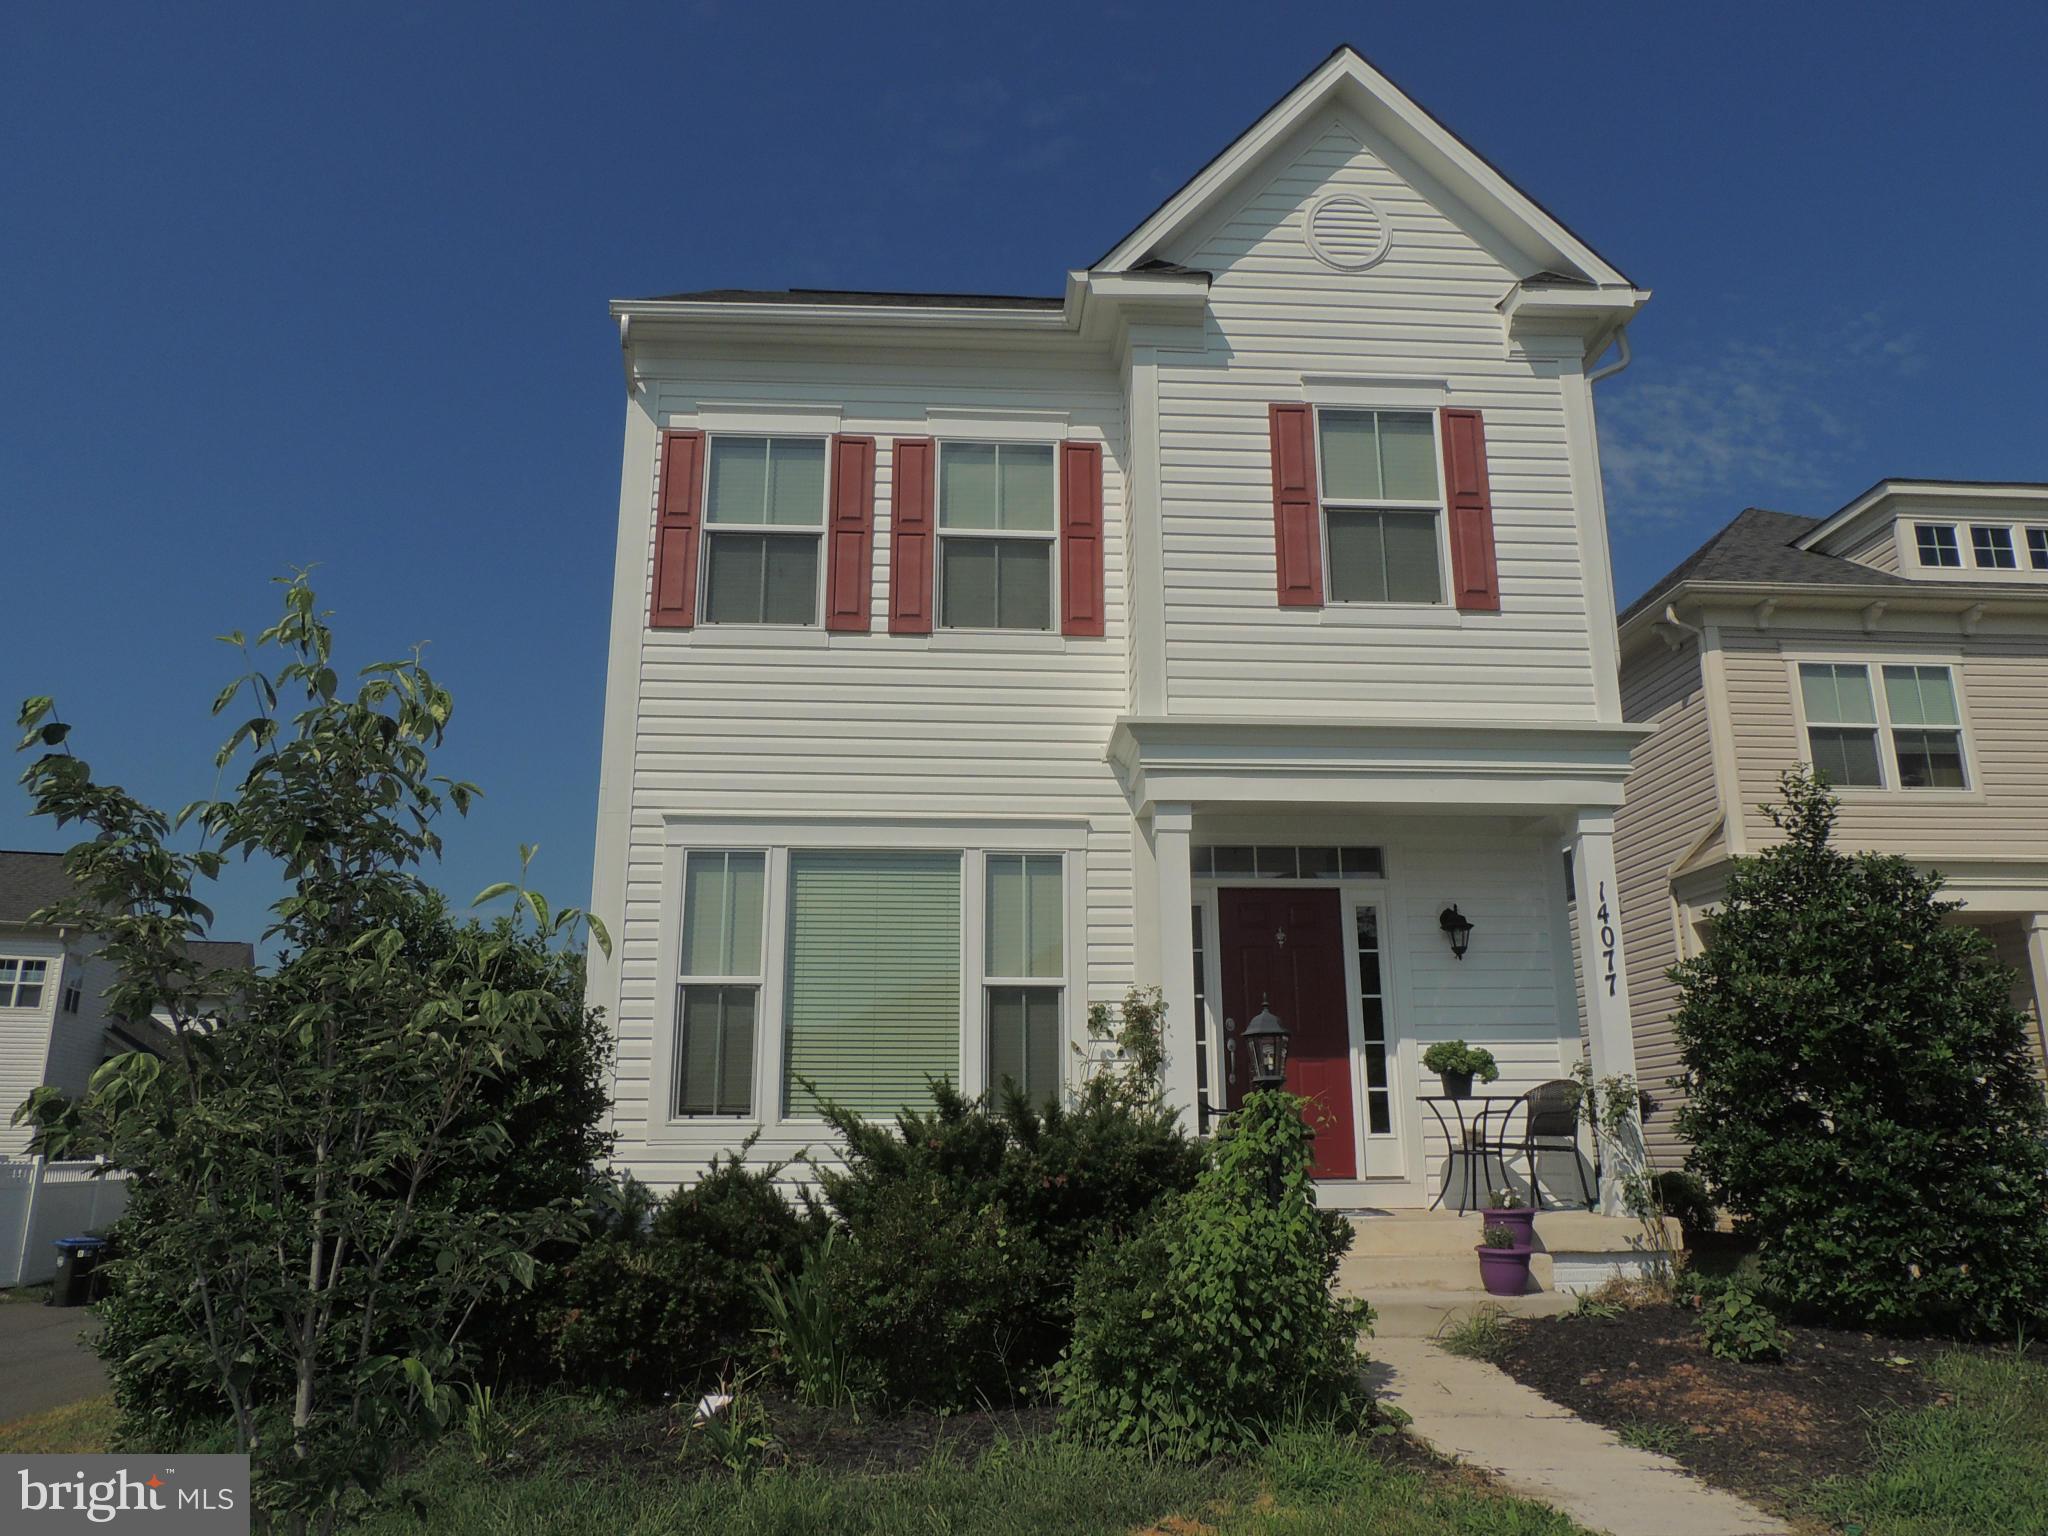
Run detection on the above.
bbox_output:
[1494,1304,1945,1507]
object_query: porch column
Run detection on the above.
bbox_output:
[2023,913,2048,1073]
[1572,813,1641,1215]
[1148,803,1201,1126]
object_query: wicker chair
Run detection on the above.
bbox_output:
[1491,1078,1595,1210]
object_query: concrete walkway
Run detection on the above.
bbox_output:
[1367,1318,1791,1536]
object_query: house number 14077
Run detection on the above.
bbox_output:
[1597,883,1617,997]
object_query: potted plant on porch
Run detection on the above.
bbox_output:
[1476,1223,1533,1296]
[1482,1186,1536,1247]
[1421,1039,1498,1099]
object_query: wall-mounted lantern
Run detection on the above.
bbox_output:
[1439,904,1475,961]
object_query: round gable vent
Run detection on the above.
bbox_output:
[1305,193,1390,271]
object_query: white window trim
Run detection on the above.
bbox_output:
[933,439,1061,635]
[1912,521,1963,569]
[648,816,1088,1145]
[0,957,49,1010]
[696,432,831,629]
[1310,405,1452,610]
[1907,518,2048,580]
[1784,654,1978,798]
[1969,523,2019,571]
[672,851,769,1121]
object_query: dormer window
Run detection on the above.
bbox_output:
[1970,525,2017,570]
[2029,528,2048,571]
[1914,523,1961,568]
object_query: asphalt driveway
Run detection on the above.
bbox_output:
[0,1303,107,1421]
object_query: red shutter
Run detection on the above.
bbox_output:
[888,438,935,635]
[1268,403,1323,606]
[1059,440,1105,637]
[1440,408,1501,613]
[650,429,704,628]
[825,435,875,632]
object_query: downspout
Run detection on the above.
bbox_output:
[1587,327,1632,384]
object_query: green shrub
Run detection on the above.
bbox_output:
[1699,1285,1785,1363]
[1650,1171,1716,1236]
[1671,769,2048,1337]
[1054,1092,1370,1457]
[547,1149,819,1399]
[810,1079,1201,1407]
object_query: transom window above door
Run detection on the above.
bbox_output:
[1796,661,1968,791]
[701,435,827,625]
[1192,845,1385,879]
[1316,410,1443,605]
[937,441,1057,630]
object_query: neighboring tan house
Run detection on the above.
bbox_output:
[1614,482,2048,1165]
[586,45,1655,1214]
[0,849,254,1158]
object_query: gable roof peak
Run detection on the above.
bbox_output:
[1092,43,1636,291]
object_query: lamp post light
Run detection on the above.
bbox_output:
[1243,1003,1290,1091]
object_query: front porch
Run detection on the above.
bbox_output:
[1112,714,1651,1214]
[1334,1209,1683,1298]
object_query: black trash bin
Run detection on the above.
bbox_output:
[48,1236,109,1307]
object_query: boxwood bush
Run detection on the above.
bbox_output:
[1672,769,2048,1337]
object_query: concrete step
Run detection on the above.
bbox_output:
[1337,1210,1679,1296]
[1356,1286,1576,1339]
[1337,1252,1554,1292]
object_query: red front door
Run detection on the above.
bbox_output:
[1218,886,1356,1180]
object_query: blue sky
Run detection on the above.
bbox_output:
[4,2,2043,954]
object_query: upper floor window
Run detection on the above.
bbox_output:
[702,436,826,625]
[937,442,1055,630]
[1970,525,2017,570]
[0,958,48,1009]
[1914,523,1961,568]
[1796,661,1968,791]
[1316,410,1443,604]
[2030,528,2048,571]
[62,978,81,1014]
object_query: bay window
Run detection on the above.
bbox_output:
[937,441,1056,630]
[1316,409,1443,604]
[701,435,826,624]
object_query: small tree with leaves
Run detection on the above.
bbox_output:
[1670,767,2048,1335]
[14,574,607,1533]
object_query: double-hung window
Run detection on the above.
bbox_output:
[701,436,826,624]
[1797,663,1884,787]
[1316,409,1443,603]
[984,854,1063,1105]
[1797,662,1968,791]
[937,442,1056,630]
[0,958,49,1009]
[1914,523,1961,568]
[1882,665,1967,788]
[784,850,963,1117]
[675,851,765,1116]
[1970,524,2017,570]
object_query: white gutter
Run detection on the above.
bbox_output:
[1587,328,1632,383]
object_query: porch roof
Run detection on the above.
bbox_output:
[1107,716,1650,817]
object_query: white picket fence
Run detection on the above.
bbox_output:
[0,1157,130,1287]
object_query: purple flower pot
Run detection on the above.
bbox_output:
[1482,1208,1536,1247]
[1476,1244,1534,1297]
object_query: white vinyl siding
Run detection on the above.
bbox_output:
[1151,111,1600,717]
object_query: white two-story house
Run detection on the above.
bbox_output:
[586,46,1653,1212]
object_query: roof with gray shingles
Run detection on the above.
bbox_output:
[0,850,254,969]
[1621,507,1944,626]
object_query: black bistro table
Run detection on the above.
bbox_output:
[1415,1094,1520,1213]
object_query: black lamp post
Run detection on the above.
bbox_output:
[1438,904,1475,961]
[1243,1003,1289,1090]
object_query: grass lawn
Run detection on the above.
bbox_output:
[3,1392,1584,1535]
[1806,1351,2048,1536]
